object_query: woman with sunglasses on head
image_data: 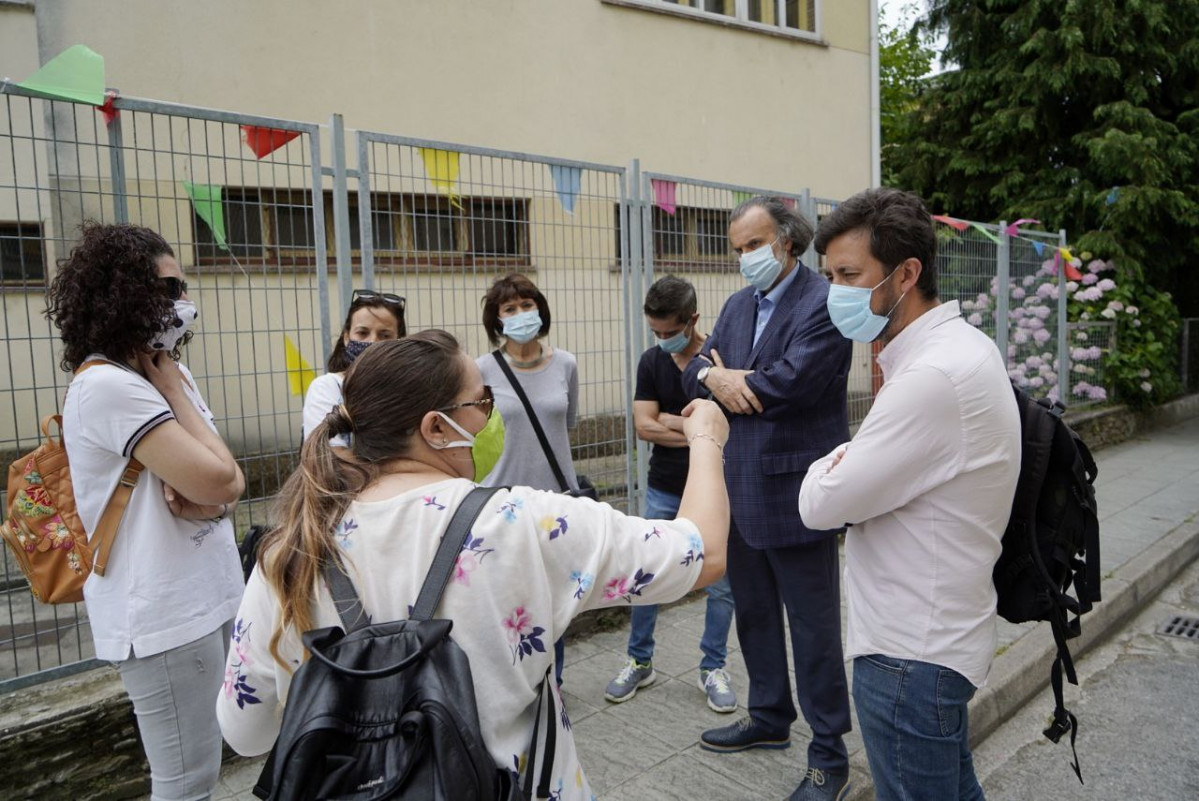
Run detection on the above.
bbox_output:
[302,288,406,446]
[217,330,731,799]
[45,222,245,801]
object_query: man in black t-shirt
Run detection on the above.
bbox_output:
[602,276,737,713]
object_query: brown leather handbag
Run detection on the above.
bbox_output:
[1,361,144,604]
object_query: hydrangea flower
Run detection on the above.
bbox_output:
[1100,308,1117,319]
[1107,300,1124,312]
[1097,278,1116,291]
[1088,386,1108,402]
[1139,368,1151,378]
[1141,381,1153,393]
[1080,273,1099,286]
[1033,328,1052,344]
[1126,306,1139,316]
[1073,381,1093,396]
[1086,259,1106,274]
[1012,287,1027,300]
[967,313,983,326]
[1033,306,1052,319]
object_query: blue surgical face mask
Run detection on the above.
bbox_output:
[826,268,907,343]
[739,237,784,292]
[501,310,542,344]
[657,322,692,354]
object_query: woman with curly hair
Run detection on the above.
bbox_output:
[301,289,406,447]
[45,222,245,801]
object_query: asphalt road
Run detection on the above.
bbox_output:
[973,555,1199,801]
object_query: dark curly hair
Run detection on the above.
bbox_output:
[326,295,407,373]
[45,222,186,371]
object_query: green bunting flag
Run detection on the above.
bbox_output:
[182,181,228,250]
[17,45,106,106]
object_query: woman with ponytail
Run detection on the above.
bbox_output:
[216,330,731,799]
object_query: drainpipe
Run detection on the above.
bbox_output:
[869,0,881,187]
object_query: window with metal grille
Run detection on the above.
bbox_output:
[613,204,735,272]
[194,190,529,268]
[0,222,46,284]
[613,0,819,37]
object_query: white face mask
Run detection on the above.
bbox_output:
[149,299,198,353]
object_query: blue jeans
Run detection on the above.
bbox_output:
[852,655,984,801]
[627,485,735,672]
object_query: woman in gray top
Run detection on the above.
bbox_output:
[477,273,580,686]
[476,273,580,492]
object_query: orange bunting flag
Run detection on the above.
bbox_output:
[932,214,970,232]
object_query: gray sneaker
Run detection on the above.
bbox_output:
[604,658,656,703]
[698,667,737,713]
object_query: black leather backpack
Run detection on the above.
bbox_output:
[252,487,557,800]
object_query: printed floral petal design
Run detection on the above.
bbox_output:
[644,526,662,542]
[227,618,262,709]
[540,514,569,540]
[453,552,479,586]
[498,498,524,523]
[422,495,446,511]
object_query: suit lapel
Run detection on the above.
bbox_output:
[747,265,809,366]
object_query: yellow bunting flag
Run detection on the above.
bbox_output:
[418,148,463,210]
[283,335,316,396]
[1060,247,1074,263]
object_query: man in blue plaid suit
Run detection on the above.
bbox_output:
[681,196,854,801]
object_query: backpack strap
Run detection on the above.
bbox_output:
[411,486,504,621]
[70,360,146,577]
[492,350,572,493]
[1043,657,1083,784]
[521,668,558,801]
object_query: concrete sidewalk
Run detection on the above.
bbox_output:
[198,416,1199,801]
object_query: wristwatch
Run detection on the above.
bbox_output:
[697,365,712,386]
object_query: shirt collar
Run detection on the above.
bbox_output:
[876,300,962,376]
[754,260,802,306]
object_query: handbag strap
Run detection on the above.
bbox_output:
[491,350,570,493]
[324,486,503,632]
[71,360,145,578]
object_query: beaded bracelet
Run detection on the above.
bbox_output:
[687,432,726,456]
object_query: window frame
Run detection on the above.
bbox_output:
[600,0,823,44]
[0,221,48,288]
[193,189,532,271]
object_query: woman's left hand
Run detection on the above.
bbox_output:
[163,482,226,521]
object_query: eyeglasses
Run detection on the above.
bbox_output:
[352,289,406,312]
[161,277,188,300]
[439,385,495,418]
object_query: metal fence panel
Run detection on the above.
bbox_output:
[355,131,633,510]
[0,85,330,686]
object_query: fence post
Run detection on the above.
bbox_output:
[1182,319,1190,392]
[356,132,375,291]
[308,127,333,366]
[996,220,1010,367]
[1058,228,1069,402]
[329,113,353,318]
[624,159,645,515]
[801,187,817,269]
[104,104,129,223]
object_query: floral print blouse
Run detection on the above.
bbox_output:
[216,478,704,800]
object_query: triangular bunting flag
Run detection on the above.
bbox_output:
[182,181,228,250]
[781,197,797,210]
[932,214,970,232]
[1105,186,1120,206]
[1004,218,1040,236]
[96,91,119,125]
[17,45,106,106]
[241,126,301,159]
[1032,240,1045,256]
[651,179,676,215]
[970,222,1001,244]
[418,148,463,210]
[283,335,317,396]
[550,165,582,215]
[732,190,753,206]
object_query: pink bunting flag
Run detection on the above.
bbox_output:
[651,179,676,216]
[931,214,969,232]
[781,197,796,210]
[1004,218,1041,237]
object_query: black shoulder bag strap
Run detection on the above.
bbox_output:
[492,350,571,493]
[252,486,504,800]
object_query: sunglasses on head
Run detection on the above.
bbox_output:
[161,276,188,301]
[352,289,406,312]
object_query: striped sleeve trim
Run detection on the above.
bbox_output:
[122,410,175,457]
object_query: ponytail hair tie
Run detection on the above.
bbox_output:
[325,404,354,437]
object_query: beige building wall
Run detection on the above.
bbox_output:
[2,0,874,456]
